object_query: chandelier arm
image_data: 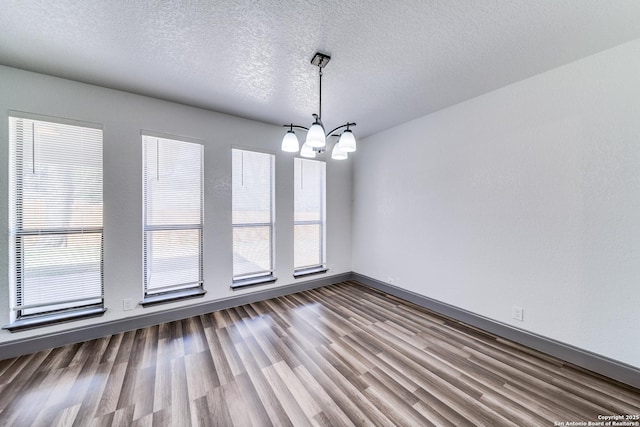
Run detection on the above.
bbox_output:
[282,124,309,131]
[326,122,357,137]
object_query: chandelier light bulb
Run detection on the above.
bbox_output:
[305,122,326,148]
[281,130,299,152]
[331,142,348,160]
[338,129,356,153]
[300,143,316,158]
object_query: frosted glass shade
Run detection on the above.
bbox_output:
[331,143,348,160]
[300,143,316,158]
[338,129,356,152]
[305,123,326,148]
[281,130,299,152]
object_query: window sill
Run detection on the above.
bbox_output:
[231,275,277,290]
[140,288,206,307]
[293,267,328,278]
[3,307,107,332]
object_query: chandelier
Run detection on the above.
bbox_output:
[281,52,357,160]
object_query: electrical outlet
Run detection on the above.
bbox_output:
[512,305,524,321]
[123,298,135,311]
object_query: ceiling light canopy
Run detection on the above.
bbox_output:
[281,52,357,160]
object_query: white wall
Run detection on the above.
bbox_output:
[0,66,352,344]
[353,39,640,368]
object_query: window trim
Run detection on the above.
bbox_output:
[231,274,278,290]
[231,148,276,282]
[3,307,106,332]
[293,266,328,279]
[293,158,326,273]
[139,287,206,307]
[142,133,204,304]
[7,112,105,327]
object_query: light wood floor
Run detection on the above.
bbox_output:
[0,281,638,426]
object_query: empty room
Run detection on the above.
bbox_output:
[1,1,640,426]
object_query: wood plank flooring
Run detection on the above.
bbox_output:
[0,281,638,426]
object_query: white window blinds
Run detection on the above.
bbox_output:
[9,115,104,318]
[294,158,326,270]
[232,149,275,280]
[143,135,203,295]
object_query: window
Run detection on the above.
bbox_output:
[232,149,275,286]
[294,158,326,275]
[8,114,104,326]
[142,134,204,303]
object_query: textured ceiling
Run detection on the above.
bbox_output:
[1,1,640,138]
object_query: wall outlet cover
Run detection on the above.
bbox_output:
[512,305,524,321]
[123,298,135,311]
